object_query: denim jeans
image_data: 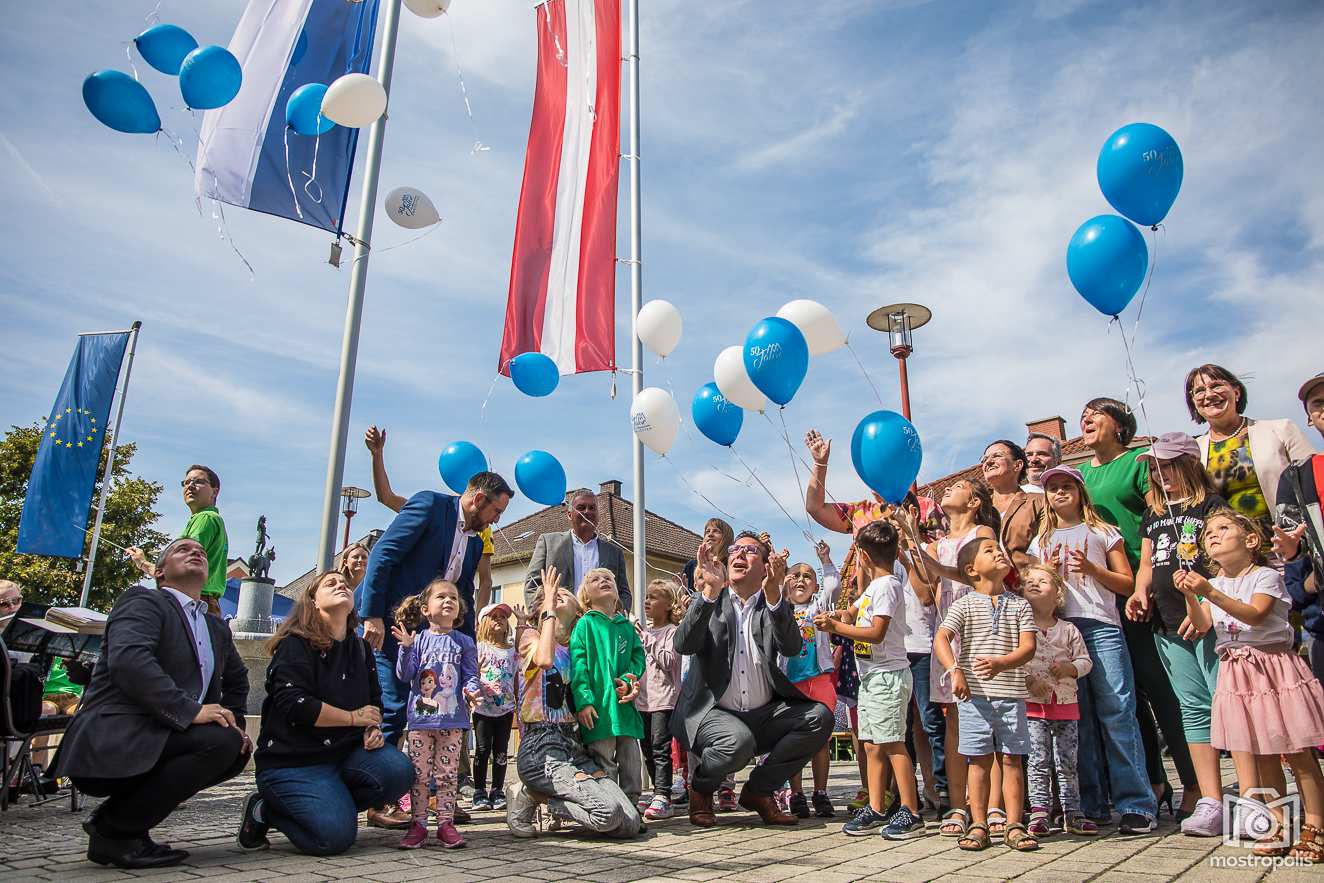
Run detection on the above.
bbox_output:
[517,723,641,837]
[905,651,947,793]
[373,640,409,746]
[256,745,415,856]
[1068,617,1156,820]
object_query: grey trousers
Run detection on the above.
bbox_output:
[517,724,641,838]
[690,699,833,796]
[1027,718,1080,812]
[586,735,644,805]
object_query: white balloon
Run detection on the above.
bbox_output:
[403,0,451,17]
[636,299,682,358]
[630,387,680,456]
[713,345,766,413]
[384,186,440,229]
[776,299,846,357]
[321,73,387,128]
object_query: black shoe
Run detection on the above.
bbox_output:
[811,790,836,818]
[1155,782,1174,817]
[86,829,187,869]
[1118,812,1156,835]
[788,791,811,819]
[236,792,270,851]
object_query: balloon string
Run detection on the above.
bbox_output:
[145,1,163,25]
[1110,313,1175,524]
[157,126,196,175]
[478,370,502,424]
[760,411,844,507]
[772,408,816,538]
[302,128,324,204]
[659,455,754,534]
[730,446,815,545]
[845,337,885,407]
[445,14,490,155]
[205,170,255,281]
[283,126,305,220]
[124,43,142,83]
[1130,223,1161,347]
[351,223,442,270]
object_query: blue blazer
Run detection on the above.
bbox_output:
[358,491,483,636]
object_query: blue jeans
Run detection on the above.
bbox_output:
[374,638,409,746]
[256,746,415,856]
[905,652,947,792]
[1069,618,1157,820]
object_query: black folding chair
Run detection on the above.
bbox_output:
[1,636,80,811]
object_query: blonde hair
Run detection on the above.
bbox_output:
[393,578,466,631]
[575,567,619,611]
[1144,453,1213,516]
[645,578,684,626]
[1200,508,1268,570]
[1020,564,1067,612]
[1036,473,1111,551]
[522,584,584,667]
[476,610,512,648]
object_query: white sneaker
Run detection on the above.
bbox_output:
[644,795,674,820]
[1180,797,1224,838]
[506,784,539,838]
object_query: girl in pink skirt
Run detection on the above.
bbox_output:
[1176,509,1324,863]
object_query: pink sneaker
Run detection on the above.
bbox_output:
[436,821,466,849]
[398,822,428,849]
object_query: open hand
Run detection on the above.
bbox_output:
[805,430,831,465]
[615,675,640,704]
[541,566,563,611]
[1066,539,1095,577]
[763,549,790,599]
[576,705,599,729]
[511,604,530,628]
[364,425,387,455]
[695,539,725,601]
[390,623,415,648]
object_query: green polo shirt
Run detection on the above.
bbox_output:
[182,506,229,599]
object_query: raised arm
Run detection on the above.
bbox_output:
[365,425,408,513]
[804,430,852,534]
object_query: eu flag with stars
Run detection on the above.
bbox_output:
[17,332,131,558]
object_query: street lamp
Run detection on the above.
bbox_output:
[865,302,932,421]
[340,486,370,552]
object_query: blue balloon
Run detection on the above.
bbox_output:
[742,317,809,406]
[691,382,743,447]
[1066,214,1148,317]
[515,450,567,507]
[509,352,559,397]
[438,441,488,495]
[134,23,199,76]
[179,45,242,110]
[286,83,333,136]
[82,70,161,134]
[1097,123,1183,228]
[290,29,309,67]
[850,410,922,504]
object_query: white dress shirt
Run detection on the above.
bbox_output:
[571,532,601,590]
[161,585,214,701]
[715,589,779,712]
[443,498,479,582]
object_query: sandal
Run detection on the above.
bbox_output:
[958,822,991,851]
[1005,822,1040,852]
[940,808,970,837]
[1288,824,1324,863]
[987,807,1008,837]
[1252,835,1290,858]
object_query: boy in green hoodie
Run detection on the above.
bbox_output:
[571,567,647,807]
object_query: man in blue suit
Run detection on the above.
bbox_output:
[358,471,514,745]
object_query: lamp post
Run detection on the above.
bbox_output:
[340,486,370,552]
[865,302,932,421]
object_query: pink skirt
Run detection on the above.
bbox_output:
[1210,646,1324,754]
[796,671,838,710]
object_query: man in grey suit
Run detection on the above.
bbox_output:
[672,531,833,828]
[523,488,631,611]
[61,538,250,869]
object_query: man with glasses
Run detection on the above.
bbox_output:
[672,531,834,828]
[358,471,514,747]
[130,465,229,617]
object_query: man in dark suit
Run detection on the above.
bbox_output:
[672,531,833,827]
[60,537,250,869]
[523,488,631,612]
[358,471,513,744]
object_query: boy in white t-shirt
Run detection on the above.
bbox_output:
[816,520,925,840]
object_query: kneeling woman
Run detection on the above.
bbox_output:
[237,571,415,855]
[506,565,641,838]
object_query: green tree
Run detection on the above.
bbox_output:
[0,423,168,611]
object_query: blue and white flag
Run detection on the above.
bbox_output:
[17,332,131,559]
[195,0,381,234]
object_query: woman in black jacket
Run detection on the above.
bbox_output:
[235,571,414,855]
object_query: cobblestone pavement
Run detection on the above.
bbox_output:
[2,761,1318,882]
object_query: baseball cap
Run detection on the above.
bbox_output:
[1136,431,1200,463]
[1037,464,1085,487]
[479,602,512,622]
[1298,372,1324,404]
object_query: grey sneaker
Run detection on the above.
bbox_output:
[843,805,889,836]
[882,805,927,840]
[506,783,539,838]
[1180,797,1223,838]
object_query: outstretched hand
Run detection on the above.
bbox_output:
[763,548,789,602]
[695,539,725,601]
[805,430,831,465]
[364,425,387,455]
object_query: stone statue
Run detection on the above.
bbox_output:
[247,515,276,582]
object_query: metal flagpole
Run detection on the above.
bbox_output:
[81,320,142,607]
[626,0,645,620]
[316,0,404,572]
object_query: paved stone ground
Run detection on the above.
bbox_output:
[1,760,1318,882]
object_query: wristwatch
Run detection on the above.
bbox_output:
[540,611,557,622]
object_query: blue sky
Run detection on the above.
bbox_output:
[2,0,1321,585]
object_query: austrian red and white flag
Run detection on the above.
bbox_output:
[500,0,620,377]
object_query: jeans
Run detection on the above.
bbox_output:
[905,651,947,793]
[256,745,415,856]
[75,723,248,838]
[473,712,513,793]
[640,709,674,798]
[517,724,641,837]
[373,640,409,746]
[1068,617,1157,820]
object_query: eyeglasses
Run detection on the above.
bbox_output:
[181,478,213,489]
[727,544,763,559]
[1189,381,1231,400]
